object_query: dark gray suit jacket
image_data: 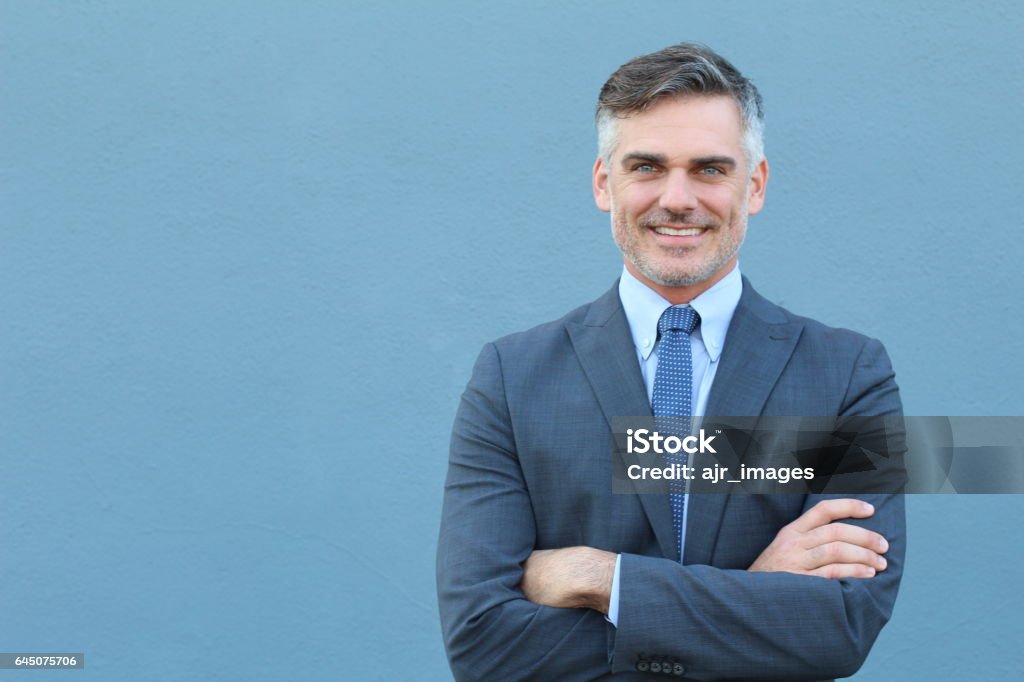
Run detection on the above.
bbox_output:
[437,278,905,681]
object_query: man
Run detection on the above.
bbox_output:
[437,43,904,681]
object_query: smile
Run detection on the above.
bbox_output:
[652,226,708,236]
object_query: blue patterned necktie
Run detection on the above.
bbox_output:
[652,305,700,561]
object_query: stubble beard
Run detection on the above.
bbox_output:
[611,200,748,288]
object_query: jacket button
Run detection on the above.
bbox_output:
[672,662,686,676]
[649,661,662,673]
[636,660,649,672]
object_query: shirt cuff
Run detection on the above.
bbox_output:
[604,553,622,627]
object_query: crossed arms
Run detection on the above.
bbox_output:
[522,497,890,613]
[437,340,905,681]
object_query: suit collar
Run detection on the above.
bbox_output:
[573,276,803,421]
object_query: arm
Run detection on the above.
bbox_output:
[523,495,899,678]
[611,490,904,678]
[436,343,612,681]
[526,338,907,679]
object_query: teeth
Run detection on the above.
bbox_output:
[654,226,704,236]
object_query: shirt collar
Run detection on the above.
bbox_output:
[617,263,743,362]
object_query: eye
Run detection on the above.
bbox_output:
[699,166,724,176]
[632,163,657,173]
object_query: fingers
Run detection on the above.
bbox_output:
[803,522,889,555]
[802,522,889,573]
[807,563,878,580]
[788,498,875,534]
[807,541,887,572]
[749,500,891,578]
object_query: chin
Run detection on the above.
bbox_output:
[653,274,707,287]
[646,263,710,287]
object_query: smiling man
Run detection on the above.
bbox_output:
[437,43,904,681]
[598,95,764,303]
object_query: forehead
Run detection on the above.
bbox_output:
[614,95,744,158]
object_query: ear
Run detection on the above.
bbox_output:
[746,157,769,216]
[593,156,611,213]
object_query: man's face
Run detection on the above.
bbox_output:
[593,95,768,300]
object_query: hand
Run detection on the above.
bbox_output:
[748,499,889,579]
[520,546,616,614]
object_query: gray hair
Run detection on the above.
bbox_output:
[596,43,765,173]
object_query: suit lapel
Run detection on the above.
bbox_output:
[565,278,805,565]
[704,278,802,416]
[684,277,804,566]
[566,284,680,561]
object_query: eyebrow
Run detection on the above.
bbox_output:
[620,152,668,168]
[692,155,737,168]
[619,152,738,169]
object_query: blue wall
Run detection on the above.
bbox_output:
[3,1,1022,679]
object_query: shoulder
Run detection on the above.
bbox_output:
[487,284,618,355]
[741,278,887,360]
[741,280,899,415]
[464,283,623,396]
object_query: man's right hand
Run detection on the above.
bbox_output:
[748,499,889,579]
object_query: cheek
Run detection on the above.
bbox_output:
[700,186,743,217]
[617,184,660,217]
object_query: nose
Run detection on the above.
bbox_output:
[658,170,699,214]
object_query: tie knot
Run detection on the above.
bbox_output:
[658,305,699,335]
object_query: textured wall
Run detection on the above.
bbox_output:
[3,1,1022,680]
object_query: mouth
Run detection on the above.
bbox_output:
[652,225,708,237]
[647,224,712,246]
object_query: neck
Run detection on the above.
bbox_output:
[625,258,736,305]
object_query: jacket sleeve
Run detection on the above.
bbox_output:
[436,343,613,681]
[611,338,906,679]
